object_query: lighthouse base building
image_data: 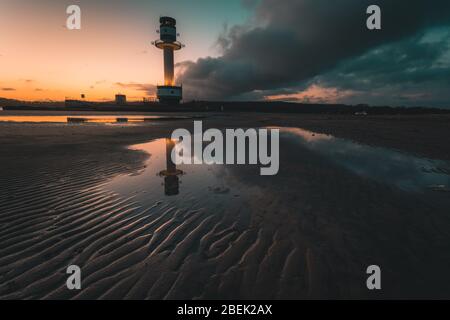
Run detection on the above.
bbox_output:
[156,85,182,105]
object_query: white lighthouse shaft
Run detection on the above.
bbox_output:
[163,47,174,86]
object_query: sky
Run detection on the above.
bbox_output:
[0,0,249,101]
[1,0,450,108]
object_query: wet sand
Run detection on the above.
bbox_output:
[1,112,450,299]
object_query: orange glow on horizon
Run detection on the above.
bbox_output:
[0,2,208,102]
[265,85,356,104]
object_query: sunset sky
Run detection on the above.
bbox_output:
[1,0,450,107]
[0,0,249,101]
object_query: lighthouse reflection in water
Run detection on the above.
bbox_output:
[105,137,236,206]
[159,138,184,196]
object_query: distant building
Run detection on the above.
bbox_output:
[115,94,127,105]
[65,99,91,108]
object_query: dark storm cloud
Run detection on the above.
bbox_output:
[178,0,450,101]
[309,28,450,107]
[322,32,450,88]
[1,88,16,91]
[241,0,260,10]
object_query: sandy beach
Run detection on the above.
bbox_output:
[1,111,450,299]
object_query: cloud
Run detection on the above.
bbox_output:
[114,82,156,95]
[265,84,357,104]
[1,88,16,91]
[300,28,450,107]
[241,0,260,10]
[178,0,450,104]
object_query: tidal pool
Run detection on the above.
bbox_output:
[99,128,450,299]
[106,128,450,199]
[281,128,450,193]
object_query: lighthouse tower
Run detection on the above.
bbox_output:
[153,17,184,104]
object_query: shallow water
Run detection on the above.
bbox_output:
[281,128,450,192]
[97,129,450,298]
[0,115,189,123]
[106,128,450,198]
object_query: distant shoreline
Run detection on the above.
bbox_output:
[2,100,450,115]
